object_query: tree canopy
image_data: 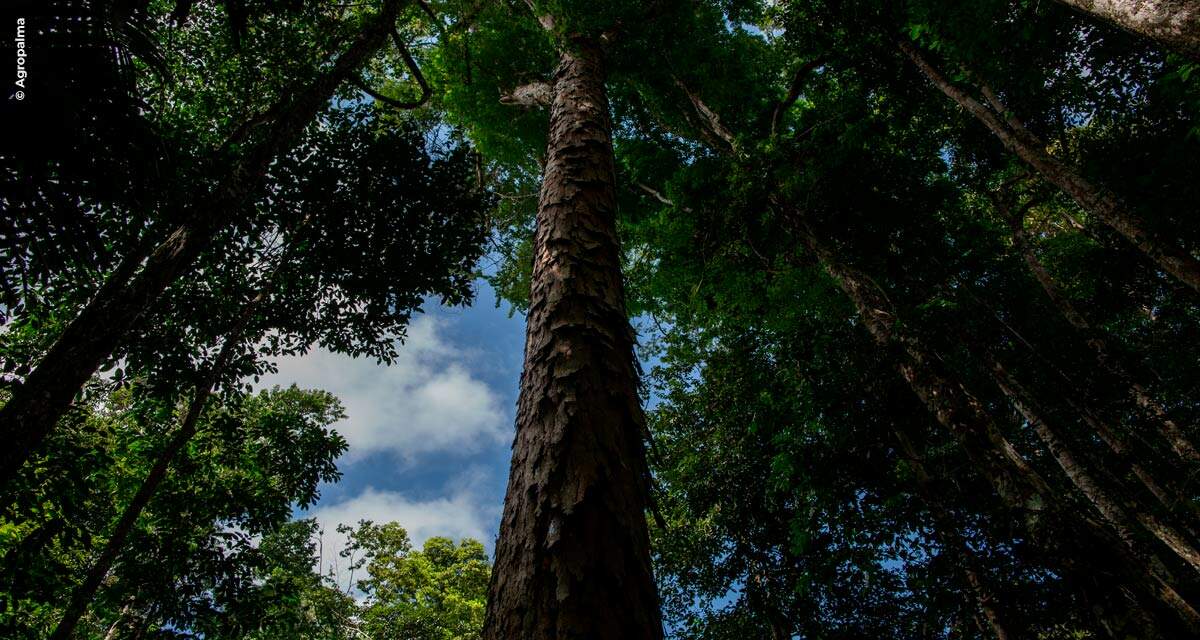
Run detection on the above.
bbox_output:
[3,0,1200,638]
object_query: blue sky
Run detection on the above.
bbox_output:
[260,280,525,585]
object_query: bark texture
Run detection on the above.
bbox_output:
[1054,0,1200,60]
[0,0,400,490]
[482,40,664,640]
[900,41,1200,293]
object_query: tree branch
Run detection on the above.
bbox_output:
[356,28,432,110]
[673,77,738,153]
[522,0,555,31]
[634,181,692,212]
[770,56,824,137]
[500,80,552,108]
[414,0,440,27]
[976,80,1041,145]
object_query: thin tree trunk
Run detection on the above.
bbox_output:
[981,351,1200,580]
[790,216,1050,510]
[102,614,122,640]
[1069,393,1200,533]
[482,39,664,640]
[960,565,1008,640]
[0,0,400,490]
[764,606,791,640]
[899,41,1200,293]
[894,429,1011,640]
[1010,217,1200,464]
[1052,0,1200,61]
[48,282,271,640]
[781,206,1200,632]
[948,269,1200,529]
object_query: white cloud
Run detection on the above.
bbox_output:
[259,316,509,461]
[305,471,499,593]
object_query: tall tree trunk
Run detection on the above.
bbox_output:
[979,350,1200,580]
[781,206,1200,632]
[899,41,1200,293]
[1052,0,1200,61]
[1067,391,1200,535]
[48,281,271,640]
[482,39,664,640]
[950,269,1200,529]
[1010,216,1200,464]
[0,0,400,490]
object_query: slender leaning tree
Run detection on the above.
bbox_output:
[0,0,403,488]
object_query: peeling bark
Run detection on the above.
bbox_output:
[482,39,664,640]
[1053,0,1200,61]
[0,0,402,490]
[901,41,1200,293]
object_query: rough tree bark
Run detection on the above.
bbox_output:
[781,207,1200,632]
[900,41,1200,293]
[1053,0,1200,61]
[482,39,664,640]
[0,0,401,490]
